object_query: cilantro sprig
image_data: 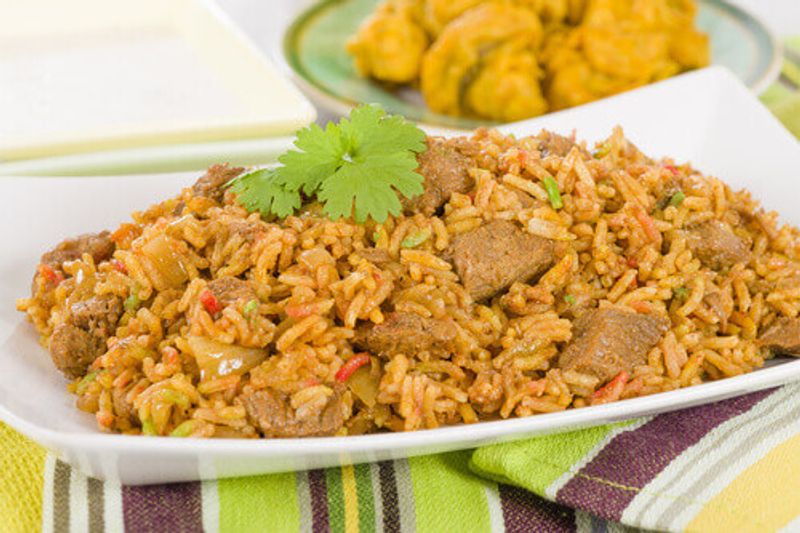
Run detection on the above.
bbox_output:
[228,105,427,223]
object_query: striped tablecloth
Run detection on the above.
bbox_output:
[2,41,800,533]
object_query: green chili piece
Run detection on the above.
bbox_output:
[124,291,140,313]
[169,421,197,438]
[243,299,259,317]
[401,228,432,248]
[543,175,563,210]
[75,372,98,395]
[668,191,686,208]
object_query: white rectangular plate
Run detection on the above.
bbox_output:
[1,67,799,485]
[0,0,315,161]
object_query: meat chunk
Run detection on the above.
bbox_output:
[758,317,800,356]
[241,386,344,438]
[536,130,588,158]
[354,247,394,267]
[207,277,256,307]
[48,295,123,379]
[356,312,457,358]
[192,164,245,203]
[685,220,750,270]
[406,138,474,216]
[558,308,669,383]
[40,231,115,270]
[450,219,555,301]
[49,324,103,379]
[112,388,138,423]
[70,295,123,340]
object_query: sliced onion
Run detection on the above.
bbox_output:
[141,234,189,289]
[347,358,381,407]
[187,336,266,381]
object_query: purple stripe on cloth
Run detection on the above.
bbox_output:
[307,469,331,533]
[499,483,575,533]
[556,388,776,521]
[378,461,401,533]
[122,482,203,532]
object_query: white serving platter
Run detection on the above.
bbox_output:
[0,0,315,162]
[1,67,799,485]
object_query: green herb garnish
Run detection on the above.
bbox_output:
[401,228,431,248]
[543,175,563,210]
[668,191,686,208]
[141,418,157,436]
[169,420,197,438]
[673,286,690,300]
[243,299,259,318]
[124,291,140,313]
[75,372,97,395]
[593,142,611,158]
[564,294,576,305]
[228,105,426,223]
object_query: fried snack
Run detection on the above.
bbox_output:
[420,3,545,118]
[346,0,709,121]
[346,0,429,83]
[542,0,710,110]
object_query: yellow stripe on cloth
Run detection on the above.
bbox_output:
[0,423,46,533]
[688,433,800,532]
[341,465,360,533]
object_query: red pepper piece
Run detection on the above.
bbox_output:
[335,353,371,383]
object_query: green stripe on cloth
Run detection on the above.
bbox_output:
[325,468,346,533]
[470,424,625,495]
[354,463,376,532]
[409,451,492,532]
[218,473,299,532]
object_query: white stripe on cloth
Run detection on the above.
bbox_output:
[369,462,385,533]
[623,385,798,530]
[201,480,220,533]
[483,483,505,533]
[574,510,593,533]
[295,470,313,533]
[544,417,653,500]
[69,469,88,532]
[394,459,417,533]
[41,454,56,533]
[103,479,124,533]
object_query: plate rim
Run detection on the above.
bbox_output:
[282,0,784,128]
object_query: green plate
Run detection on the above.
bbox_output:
[284,0,782,129]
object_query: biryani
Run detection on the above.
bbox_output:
[17,126,800,439]
[346,0,710,121]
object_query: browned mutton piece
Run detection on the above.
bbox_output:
[191,164,245,203]
[536,130,588,158]
[356,312,457,358]
[241,386,344,438]
[49,295,123,379]
[449,219,555,301]
[558,308,669,383]
[758,317,800,356]
[684,220,750,270]
[40,231,115,270]
[406,137,474,216]
[207,276,256,307]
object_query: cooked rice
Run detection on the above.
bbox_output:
[16,127,800,438]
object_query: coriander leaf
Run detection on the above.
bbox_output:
[318,152,424,223]
[339,104,426,158]
[275,121,347,195]
[228,168,300,219]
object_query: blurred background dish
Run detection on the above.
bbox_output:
[283,0,781,129]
